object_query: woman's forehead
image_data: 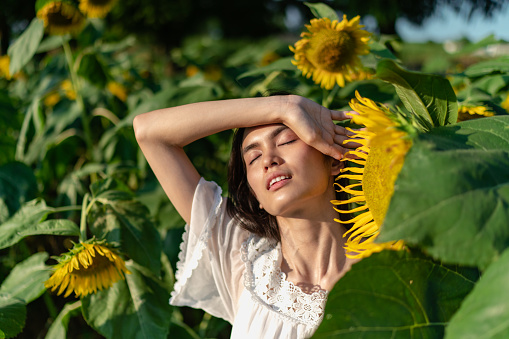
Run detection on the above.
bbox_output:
[242,123,288,144]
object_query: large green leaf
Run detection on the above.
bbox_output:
[81,261,172,339]
[376,59,458,128]
[44,301,81,339]
[0,294,26,339]
[445,248,509,339]
[88,178,162,274]
[469,74,509,97]
[169,317,201,339]
[0,252,50,303]
[313,250,478,338]
[0,162,38,222]
[0,200,79,250]
[464,56,509,78]
[7,18,45,75]
[378,116,509,268]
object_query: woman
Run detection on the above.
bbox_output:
[133,94,358,338]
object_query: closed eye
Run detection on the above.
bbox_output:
[249,154,261,165]
[279,139,296,146]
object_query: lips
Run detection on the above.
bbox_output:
[267,174,292,190]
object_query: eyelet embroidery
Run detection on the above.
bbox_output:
[241,235,328,327]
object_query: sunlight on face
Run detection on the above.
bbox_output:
[241,124,339,218]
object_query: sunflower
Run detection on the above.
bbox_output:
[44,92,61,107]
[502,94,509,113]
[78,0,118,19]
[290,15,371,90]
[332,91,410,258]
[107,81,127,101]
[37,0,86,35]
[260,51,280,66]
[186,65,200,78]
[45,240,130,298]
[0,55,11,80]
[457,105,495,122]
[60,79,76,100]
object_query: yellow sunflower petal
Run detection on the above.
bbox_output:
[79,0,118,18]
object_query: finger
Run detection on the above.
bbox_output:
[343,150,366,160]
[334,134,363,149]
[330,110,357,121]
[331,143,353,159]
[314,140,344,161]
[334,125,357,137]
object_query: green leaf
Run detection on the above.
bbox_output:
[26,219,80,237]
[0,200,51,250]
[0,200,80,250]
[313,250,478,338]
[464,56,509,78]
[82,261,172,339]
[376,59,458,127]
[36,35,71,53]
[7,19,45,75]
[169,317,201,339]
[0,294,26,339]
[379,116,509,268]
[454,35,501,56]
[469,75,509,97]
[44,301,81,339]
[0,252,50,303]
[445,248,509,339]
[304,2,339,21]
[88,178,162,274]
[236,57,295,80]
[368,40,398,61]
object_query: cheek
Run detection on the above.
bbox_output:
[246,168,263,198]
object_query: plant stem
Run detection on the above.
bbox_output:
[322,85,340,108]
[80,193,90,242]
[62,37,93,161]
[43,292,59,320]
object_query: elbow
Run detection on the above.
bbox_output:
[133,114,147,144]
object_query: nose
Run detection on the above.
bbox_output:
[262,153,283,170]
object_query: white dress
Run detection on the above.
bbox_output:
[170,178,328,339]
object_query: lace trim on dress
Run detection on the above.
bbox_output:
[171,183,224,299]
[241,234,328,328]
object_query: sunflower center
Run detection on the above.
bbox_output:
[362,144,405,227]
[47,12,75,27]
[87,0,114,5]
[307,30,356,72]
[72,254,114,277]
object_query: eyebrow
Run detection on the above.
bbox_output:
[242,125,289,156]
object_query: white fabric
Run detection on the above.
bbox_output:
[170,178,328,339]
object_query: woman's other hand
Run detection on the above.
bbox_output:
[280,95,356,160]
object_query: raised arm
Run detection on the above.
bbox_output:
[133,95,351,224]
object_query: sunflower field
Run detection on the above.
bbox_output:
[1,1,509,338]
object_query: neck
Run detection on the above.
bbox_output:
[277,215,351,292]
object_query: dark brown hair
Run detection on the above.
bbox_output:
[226,127,352,242]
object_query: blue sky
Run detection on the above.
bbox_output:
[396,4,509,42]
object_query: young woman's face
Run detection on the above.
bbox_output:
[241,124,340,218]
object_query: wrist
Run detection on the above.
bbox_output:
[277,94,303,127]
